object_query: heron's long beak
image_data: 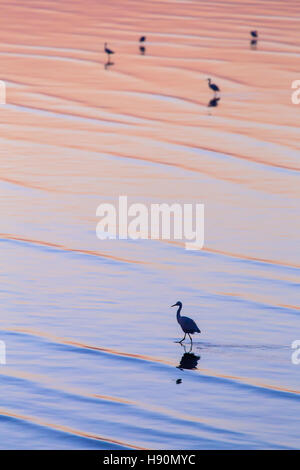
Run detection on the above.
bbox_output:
[171,303,177,307]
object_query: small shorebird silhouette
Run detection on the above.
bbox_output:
[250,31,258,50]
[207,78,220,95]
[104,42,114,63]
[139,36,146,55]
[171,301,201,345]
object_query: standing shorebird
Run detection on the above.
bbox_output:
[250,31,258,50]
[104,42,114,62]
[207,78,220,95]
[171,301,201,344]
[139,36,146,55]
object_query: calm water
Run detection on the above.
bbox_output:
[0,0,300,449]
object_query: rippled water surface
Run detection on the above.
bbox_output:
[0,0,300,449]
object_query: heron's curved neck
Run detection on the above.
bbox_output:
[176,304,182,320]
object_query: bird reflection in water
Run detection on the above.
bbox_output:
[177,344,201,371]
[250,39,257,50]
[139,45,146,55]
[207,96,220,115]
[250,30,258,50]
[104,60,115,70]
[208,96,220,108]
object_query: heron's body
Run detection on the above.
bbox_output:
[251,30,258,38]
[171,301,201,344]
[139,36,146,43]
[207,78,220,94]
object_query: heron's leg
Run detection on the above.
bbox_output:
[188,333,193,345]
[176,333,186,343]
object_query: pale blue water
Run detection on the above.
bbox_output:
[0,228,299,449]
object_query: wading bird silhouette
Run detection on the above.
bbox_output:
[250,31,258,50]
[139,36,146,55]
[171,301,201,345]
[104,42,114,63]
[207,78,220,95]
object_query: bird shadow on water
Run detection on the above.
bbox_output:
[250,39,258,50]
[207,96,221,115]
[104,60,115,70]
[177,343,201,371]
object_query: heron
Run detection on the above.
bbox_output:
[139,36,146,43]
[207,78,220,95]
[250,30,258,38]
[171,301,201,344]
[104,43,114,62]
